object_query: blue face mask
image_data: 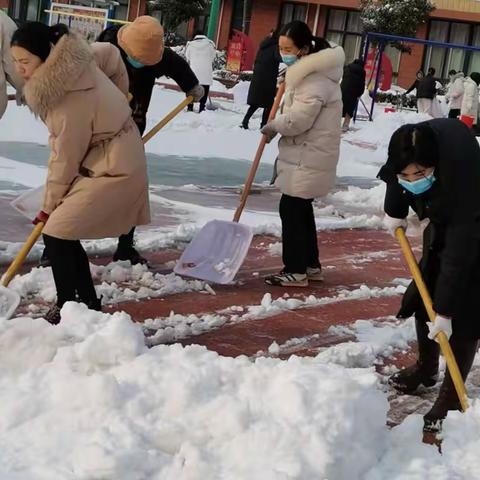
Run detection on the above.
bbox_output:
[281,54,298,66]
[127,56,145,69]
[398,172,436,195]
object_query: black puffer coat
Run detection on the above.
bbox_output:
[97,25,198,134]
[407,75,436,99]
[341,60,365,116]
[247,35,281,108]
[378,119,480,339]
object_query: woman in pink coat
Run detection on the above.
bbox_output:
[11,22,150,324]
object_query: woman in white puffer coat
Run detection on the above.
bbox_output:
[461,72,480,126]
[261,21,345,287]
[185,31,216,113]
[445,70,464,119]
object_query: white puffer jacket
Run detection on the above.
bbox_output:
[269,46,345,199]
[185,35,216,86]
[0,13,22,119]
[446,72,464,110]
[461,76,479,125]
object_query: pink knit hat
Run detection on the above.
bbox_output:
[118,16,164,66]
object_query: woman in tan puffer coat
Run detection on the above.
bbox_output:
[261,21,344,287]
[11,22,150,324]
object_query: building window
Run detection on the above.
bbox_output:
[424,20,479,79]
[325,9,362,64]
[280,2,307,26]
[231,0,253,33]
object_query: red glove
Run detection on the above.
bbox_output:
[33,211,49,225]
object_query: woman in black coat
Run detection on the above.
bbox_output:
[379,118,480,434]
[241,30,281,129]
[340,59,365,132]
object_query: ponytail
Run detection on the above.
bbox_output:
[11,22,69,61]
[279,21,330,54]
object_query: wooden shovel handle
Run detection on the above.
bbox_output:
[142,96,194,144]
[395,227,469,412]
[233,82,286,223]
[1,222,44,287]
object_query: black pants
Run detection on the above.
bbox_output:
[188,85,210,113]
[280,194,321,274]
[242,105,272,128]
[43,234,97,307]
[117,227,135,253]
[448,108,460,119]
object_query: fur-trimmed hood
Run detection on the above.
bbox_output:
[286,46,345,89]
[24,33,93,118]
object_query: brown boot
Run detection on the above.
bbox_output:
[389,316,440,394]
[423,337,478,433]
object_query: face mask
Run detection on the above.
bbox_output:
[281,54,298,66]
[398,172,436,195]
[127,56,145,69]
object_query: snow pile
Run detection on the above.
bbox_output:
[8,262,209,305]
[0,303,390,479]
[320,317,416,368]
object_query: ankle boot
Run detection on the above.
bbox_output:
[389,315,440,393]
[423,338,478,433]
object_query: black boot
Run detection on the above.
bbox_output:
[389,315,440,393]
[423,338,478,433]
[86,296,102,312]
[113,228,148,266]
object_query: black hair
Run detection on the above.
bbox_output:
[428,67,436,76]
[279,21,330,54]
[416,69,425,77]
[387,124,438,174]
[448,69,457,76]
[194,29,204,37]
[11,22,69,62]
[470,72,480,85]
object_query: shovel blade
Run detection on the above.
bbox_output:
[0,286,20,320]
[11,186,44,220]
[174,220,253,284]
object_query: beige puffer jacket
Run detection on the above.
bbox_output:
[269,46,345,199]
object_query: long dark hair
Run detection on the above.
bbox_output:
[11,22,69,61]
[279,21,330,53]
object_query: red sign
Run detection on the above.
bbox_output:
[226,30,255,73]
[365,49,393,91]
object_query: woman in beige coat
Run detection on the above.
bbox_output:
[11,22,150,324]
[261,21,344,287]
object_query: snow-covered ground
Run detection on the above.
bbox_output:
[2,87,477,479]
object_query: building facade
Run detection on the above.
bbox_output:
[214,0,480,87]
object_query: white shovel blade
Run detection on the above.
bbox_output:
[174,220,253,284]
[0,286,20,320]
[11,186,44,220]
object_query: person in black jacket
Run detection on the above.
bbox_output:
[406,69,437,116]
[340,58,365,132]
[241,30,281,129]
[379,118,480,434]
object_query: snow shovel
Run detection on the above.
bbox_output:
[396,227,468,412]
[174,83,286,284]
[0,96,194,319]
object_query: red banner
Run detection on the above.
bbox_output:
[365,49,393,91]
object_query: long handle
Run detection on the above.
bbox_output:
[233,83,286,223]
[2,97,192,286]
[1,223,44,287]
[142,96,193,144]
[396,227,469,412]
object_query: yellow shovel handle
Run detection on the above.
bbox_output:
[395,227,469,411]
[142,96,194,144]
[2,222,44,288]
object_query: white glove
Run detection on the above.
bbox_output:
[261,122,278,143]
[427,315,453,343]
[383,214,407,237]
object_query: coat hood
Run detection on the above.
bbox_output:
[24,33,93,119]
[189,35,216,51]
[286,46,345,89]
